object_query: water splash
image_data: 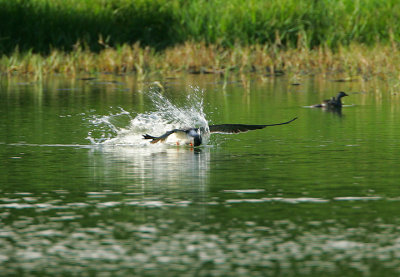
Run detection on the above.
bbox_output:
[86,86,209,146]
[86,107,133,144]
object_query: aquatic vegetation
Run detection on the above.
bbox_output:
[1,0,400,53]
[2,0,400,78]
[3,42,400,79]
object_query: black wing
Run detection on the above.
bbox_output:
[208,117,297,134]
[143,129,179,143]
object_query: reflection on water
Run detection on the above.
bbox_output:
[2,75,400,275]
[89,145,210,195]
[303,103,357,117]
[1,194,400,276]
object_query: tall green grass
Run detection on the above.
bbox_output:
[1,0,400,55]
[0,0,179,54]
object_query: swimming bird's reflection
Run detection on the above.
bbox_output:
[323,106,344,116]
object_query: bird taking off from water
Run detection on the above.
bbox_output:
[311,91,348,108]
[143,117,298,147]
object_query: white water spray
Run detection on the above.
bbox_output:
[86,86,210,146]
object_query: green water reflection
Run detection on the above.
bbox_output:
[1,75,400,276]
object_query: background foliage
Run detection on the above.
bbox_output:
[1,0,400,54]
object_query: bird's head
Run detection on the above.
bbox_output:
[188,129,202,147]
[337,91,349,98]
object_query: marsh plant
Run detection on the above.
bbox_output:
[1,0,400,78]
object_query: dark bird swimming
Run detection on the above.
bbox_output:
[312,91,348,108]
[143,117,298,147]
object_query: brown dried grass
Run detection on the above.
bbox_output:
[2,42,400,80]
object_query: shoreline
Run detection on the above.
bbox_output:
[2,43,400,80]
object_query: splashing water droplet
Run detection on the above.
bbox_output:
[86,87,210,146]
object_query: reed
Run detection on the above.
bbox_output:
[2,0,400,78]
[3,42,400,79]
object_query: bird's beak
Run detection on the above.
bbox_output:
[193,134,202,147]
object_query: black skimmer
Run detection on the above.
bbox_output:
[143,117,298,147]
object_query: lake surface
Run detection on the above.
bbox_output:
[1,75,400,276]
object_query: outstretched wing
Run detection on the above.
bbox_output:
[143,129,178,144]
[208,117,297,134]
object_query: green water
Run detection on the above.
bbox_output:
[1,75,400,276]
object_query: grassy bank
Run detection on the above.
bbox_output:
[2,42,400,79]
[2,0,400,78]
[1,0,400,54]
